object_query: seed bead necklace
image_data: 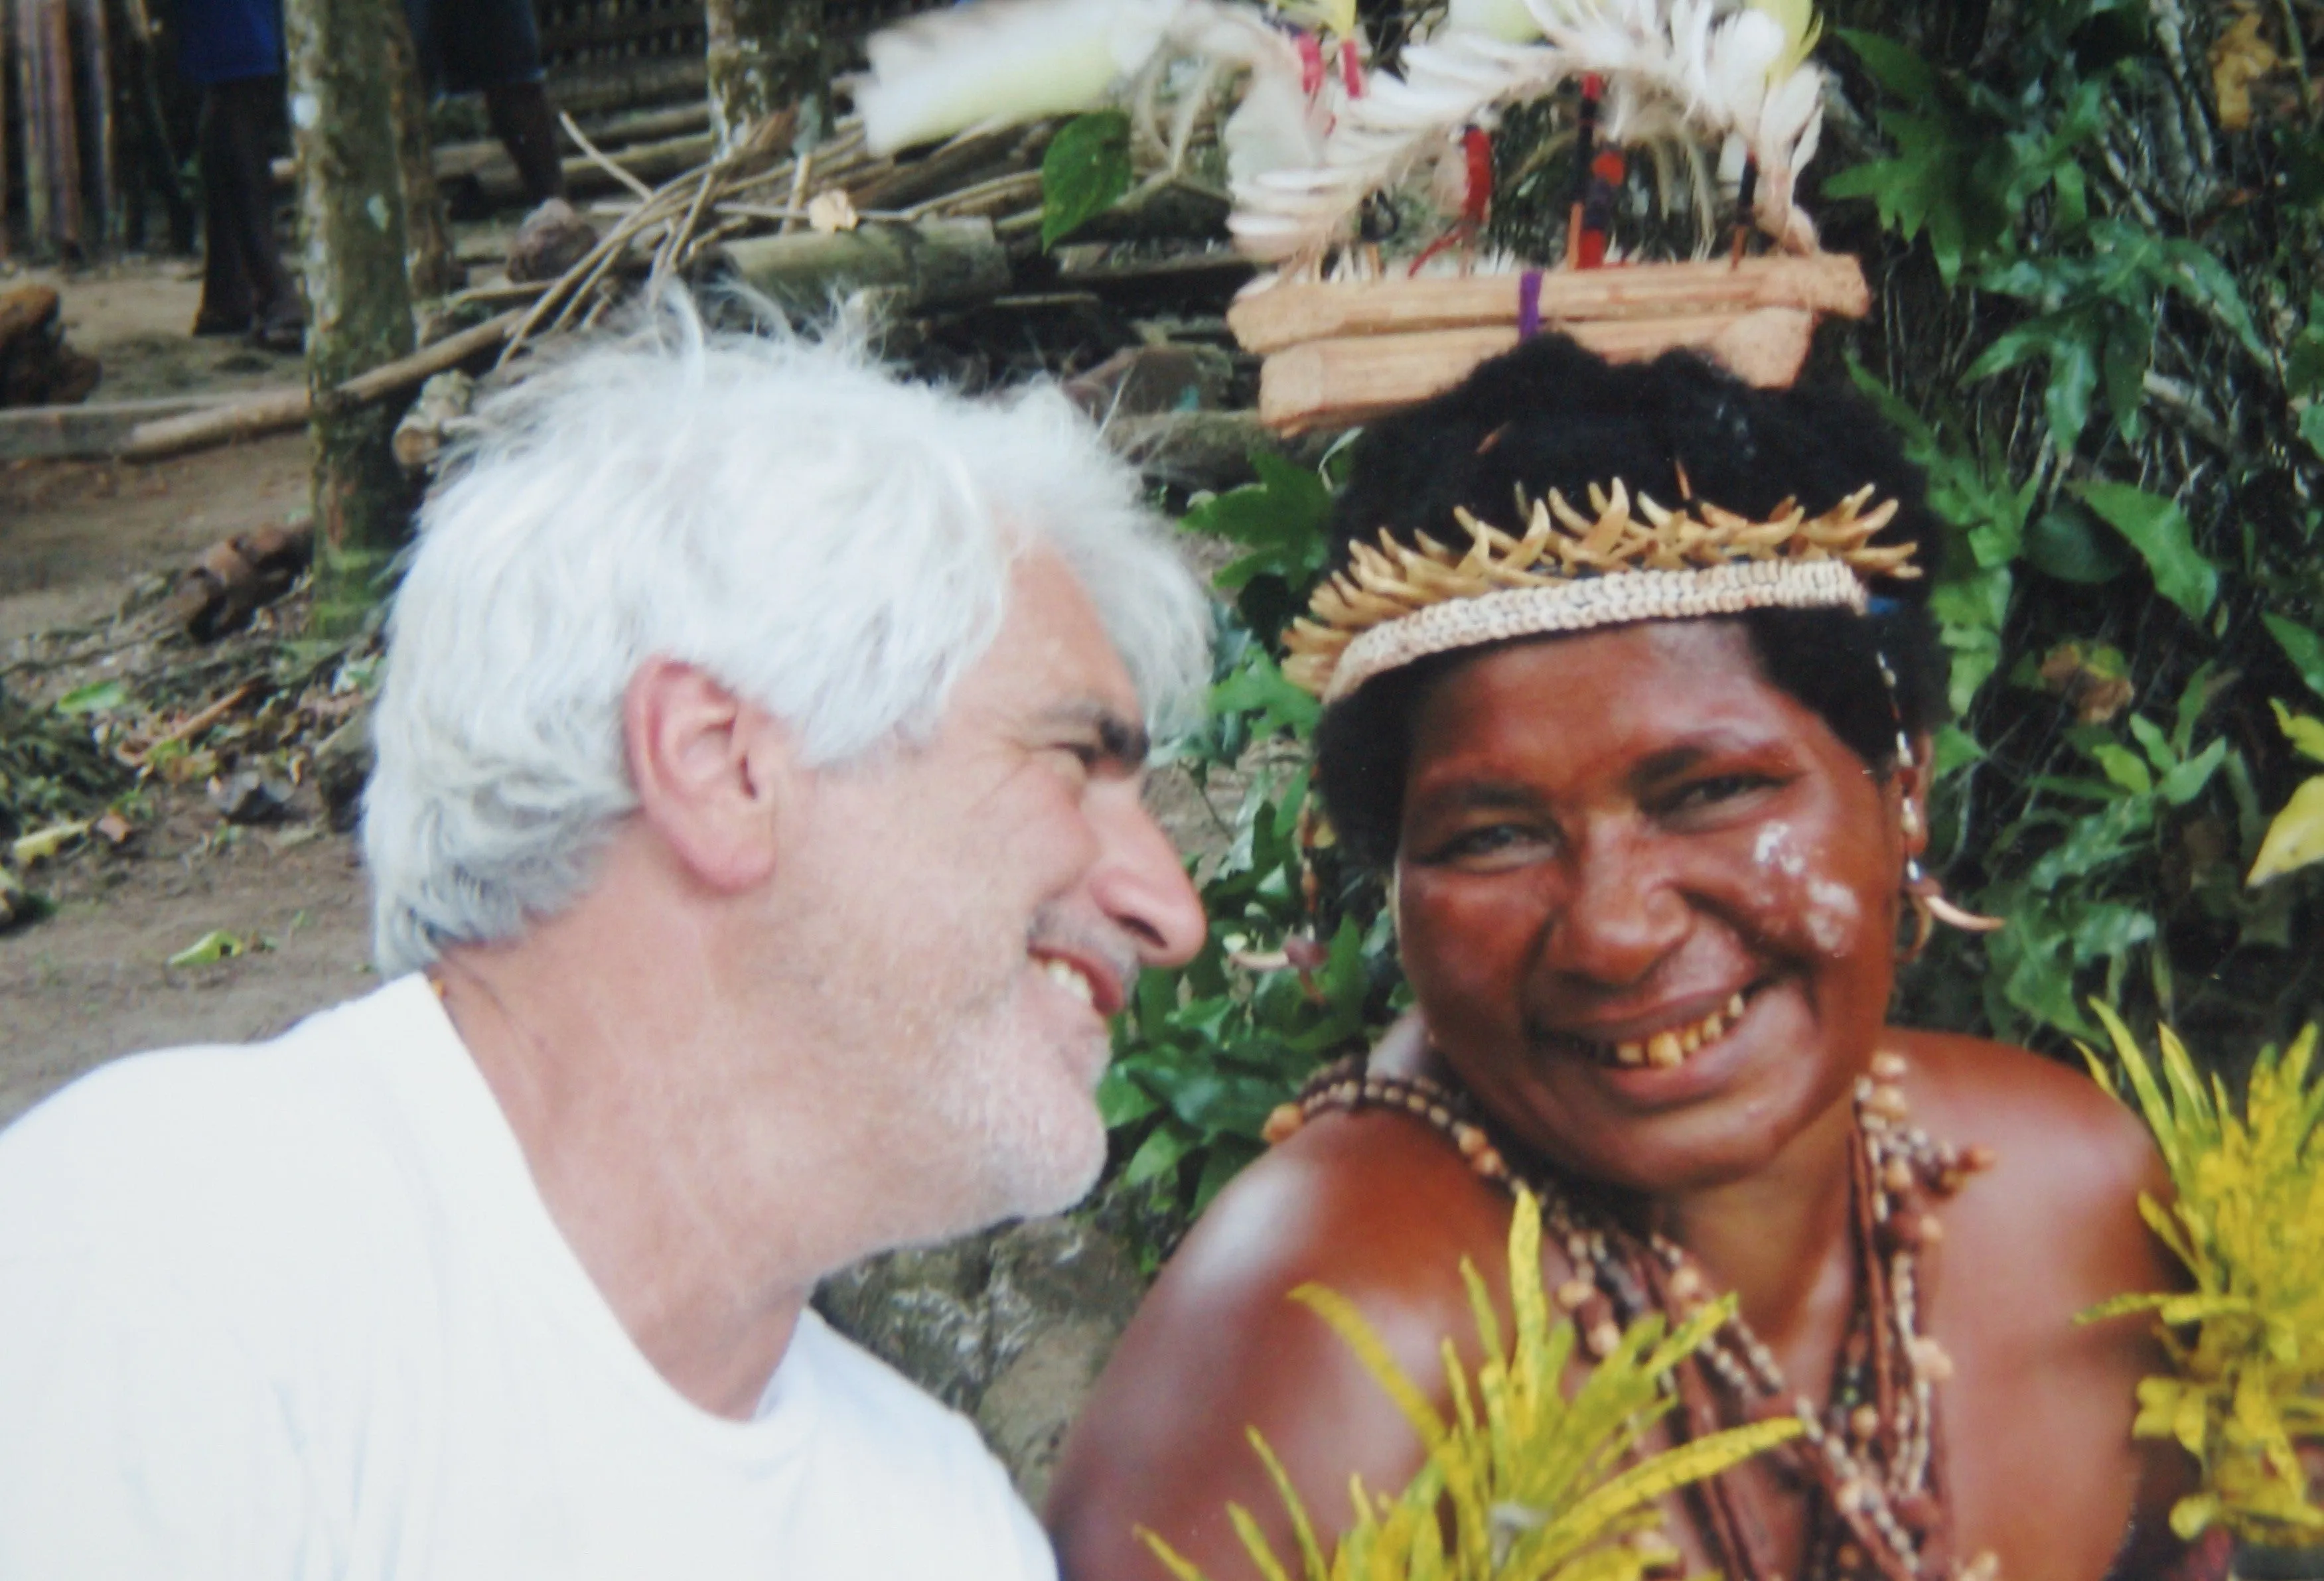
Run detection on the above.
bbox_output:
[1263,1051,1999,1581]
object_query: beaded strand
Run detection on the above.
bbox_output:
[1264,1052,1998,1581]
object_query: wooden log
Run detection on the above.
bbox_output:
[0,393,242,460]
[719,218,1011,313]
[1255,307,1820,433]
[119,309,520,462]
[1103,410,1333,493]
[274,128,719,208]
[1227,253,1869,355]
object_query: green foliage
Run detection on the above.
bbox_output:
[0,681,129,842]
[1104,456,1400,1223]
[1828,0,2324,1048]
[1040,111,1133,249]
[2080,1006,2324,1544]
[1139,1190,1803,1581]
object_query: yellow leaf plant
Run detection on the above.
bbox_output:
[2080,1002,2324,1545]
[1139,1190,1804,1581]
[2245,701,2324,888]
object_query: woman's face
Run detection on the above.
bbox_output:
[1394,620,1915,1195]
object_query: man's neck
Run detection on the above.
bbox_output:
[430,847,888,1420]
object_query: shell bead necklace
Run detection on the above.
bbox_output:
[1264,1052,1999,1581]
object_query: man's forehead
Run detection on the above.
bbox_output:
[974,549,1143,719]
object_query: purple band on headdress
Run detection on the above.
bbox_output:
[1517,270,1543,340]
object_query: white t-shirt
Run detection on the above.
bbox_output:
[0,975,1058,1581]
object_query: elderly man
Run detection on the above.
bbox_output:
[0,303,1208,1576]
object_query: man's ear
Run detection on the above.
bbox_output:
[623,659,790,892]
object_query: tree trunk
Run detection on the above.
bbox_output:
[705,0,828,157]
[384,1,458,300]
[284,0,417,638]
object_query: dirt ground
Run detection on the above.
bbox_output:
[2,259,372,1129]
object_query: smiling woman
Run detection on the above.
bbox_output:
[1046,337,2207,1581]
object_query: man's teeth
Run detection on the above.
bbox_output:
[1611,993,1750,1069]
[1040,958,1096,1006]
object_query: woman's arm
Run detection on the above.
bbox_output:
[1047,1109,1516,1581]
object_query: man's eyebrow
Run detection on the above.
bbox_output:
[1041,701,1151,770]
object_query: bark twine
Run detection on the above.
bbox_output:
[705,0,829,157]
[285,0,418,638]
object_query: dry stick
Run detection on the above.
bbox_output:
[905,168,1041,221]
[779,144,813,235]
[559,108,656,202]
[652,165,719,281]
[124,678,264,767]
[498,185,680,363]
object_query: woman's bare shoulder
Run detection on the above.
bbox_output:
[1890,1026,2175,1312]
[1046,1108,1516,1580]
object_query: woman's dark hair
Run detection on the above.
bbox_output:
[1312,333,1948,870]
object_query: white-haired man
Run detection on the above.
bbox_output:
[0,305,1210,1577]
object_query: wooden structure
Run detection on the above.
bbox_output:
[1228,254,1874,433]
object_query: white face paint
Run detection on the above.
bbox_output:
[1754,821,1807,877]
[1804,878,1863,956]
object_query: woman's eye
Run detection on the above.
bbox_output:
[1427,824,1549,866]
[1667,774,1776,811]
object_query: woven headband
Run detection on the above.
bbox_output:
[1282,478,1919,704]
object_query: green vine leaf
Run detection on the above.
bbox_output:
[2071,482,2219,623]
[2264,616,2324,703]
[1040,111,1132,249]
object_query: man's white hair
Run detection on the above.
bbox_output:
[363,295,1210,977]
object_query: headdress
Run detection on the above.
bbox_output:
[1283,476,1919,702]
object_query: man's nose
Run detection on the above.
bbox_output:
[1087,784,1206,970]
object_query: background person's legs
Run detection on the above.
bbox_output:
[407,0,567,208]
[195,76,303,346]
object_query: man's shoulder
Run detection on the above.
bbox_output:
[788,1310,1012,1470]
[0,976,458,1259]
[782,1312,1054,1574]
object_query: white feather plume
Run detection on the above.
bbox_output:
[1229,0,1830,274]
[856,0,1337,185]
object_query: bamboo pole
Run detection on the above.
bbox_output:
[1254,307,1820,432]
[16,0,52,250]
[68,0,109,251]
[1228,253,1869,355]
[38,0,82,253]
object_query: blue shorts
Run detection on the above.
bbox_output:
[404,0,545,94]
[175,0,282,86]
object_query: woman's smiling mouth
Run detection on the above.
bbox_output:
[1538,987,1762,1070]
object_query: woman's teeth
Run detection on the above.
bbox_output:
[1610,993,1748,1069]
[1039,957,1096,1006]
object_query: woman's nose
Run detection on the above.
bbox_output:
[1542,824,1688,987]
